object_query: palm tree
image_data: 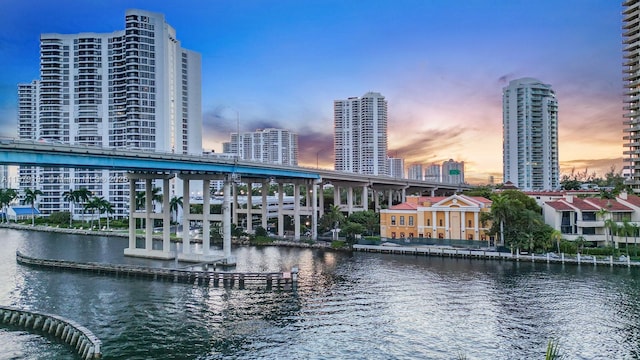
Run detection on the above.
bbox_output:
[151,186,163,210]
[99,198,114,230]
[0,188,18,223]
[169,196,183,234]
[23,188,43,226]
[489,194,510,247]
[604,218,618,248]
[550,229,562,253]
[73,188,92,224]
[84,197,102,229]
[62,189,78,227]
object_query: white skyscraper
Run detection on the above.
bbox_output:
[18,9,202,217]
[425,164,441,183]
[407,164,423,180]
[388,158,405,179]
[502,78,558,191]
[334,92,388,175]
[624,0,640,188]
[442,159,464,184]
[224,128,298,166]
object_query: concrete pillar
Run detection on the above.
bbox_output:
[261,180,268,230]
[145,178,153,251]
[333,186,340,208]
[474,212,479,240]
[278,182,284,237]
[445,210,450,239]
[374,189,380,212]
[388,189,393,208]
[182,178,191,254]
[401,187,406,203]
[232,183,238,226]
[202,179,211,256]
[162,177,170,253]
[312,181,319,239]
[223,179,231,259]
[362,186,369,211]
[294,182,301,239]
[128,177,136,250]
[246,182,253,233]
[319,182,325,217]
[347,187,353,215]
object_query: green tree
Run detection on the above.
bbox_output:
[84,197,103,229]
[551,229,562,253]
[340,221,366,244]
[73,188,92,223]
[22,188,43,226]
[62,189,77,227]
[318,205,345,234]
[604,218,618,248]
[347,210,380,235]
[98,198,114,230]
[169,196,183,223]
[0,188,18,223]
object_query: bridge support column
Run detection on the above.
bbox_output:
[246,182,253,234]
[162,177,170,254]
[202,179,211,256]
[223,179,233,262]
[312,180,319,239]
[277,182,284,238]
[182,178,191,255]
[362,186,369,211]
[128,178,136,250]
[232,183,238,226]
[145,178,153,251]
[261,180,268,231]
[374,189,380,212]
[294,182,301,240]
[333,186,340,208]
[318,182,325,218]
[388,190,393,208]
[347,187,353,215]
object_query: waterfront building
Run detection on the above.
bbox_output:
[407,164,423,180]
[624,0,640,188]
[388,157,404,178]
[17,9,202,218]
[425,164,441,182]
[223,128,298,166]
[334,92,388,175]
[379,194,492,241]
[442,159,464,184]
[502,78,559,191]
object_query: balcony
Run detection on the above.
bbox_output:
[576,220,604,228]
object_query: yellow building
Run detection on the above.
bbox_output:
[380,194,492,241]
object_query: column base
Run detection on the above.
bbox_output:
[124,248,175,260]
[177,252,236,265]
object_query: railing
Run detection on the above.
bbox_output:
[0,305,102,359]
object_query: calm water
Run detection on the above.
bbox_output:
[0,228,639,359]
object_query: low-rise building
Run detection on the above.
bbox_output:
[380,194,492,241]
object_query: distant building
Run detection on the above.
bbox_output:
[624,1,640,189]
[17,9,202,217]
[334,92,388,175]
[388,158,405,178]
[407,164,423,180]
[224,128,298,166]
[442,159,464,184]
[379,194,492,241]
[425,164,441,182]
[502,77,559,191]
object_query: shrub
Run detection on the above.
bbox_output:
[48,211,70,225]
[331,240,346,249]
[251,236,274,246]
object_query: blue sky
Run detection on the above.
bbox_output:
[0,0,624,183]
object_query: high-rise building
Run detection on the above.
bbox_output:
[17,9,202,217]
[425,164,441,183]
[502,78,559,191]
[407,164,423,180]
[334,92,388,175]
[223,128,298,166]
[388,157,404,178]
[624,0,640,188]
[442,159,464,184]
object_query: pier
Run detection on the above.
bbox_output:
[353,244,640,267]
[16,251,298,290]
[0,305,102,359]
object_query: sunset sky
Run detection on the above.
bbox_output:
[0,0,624,184]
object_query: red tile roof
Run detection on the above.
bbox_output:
[546,200,577,211]
[584,198,633,212]
[388,203,418,210]
[619,194,640,207]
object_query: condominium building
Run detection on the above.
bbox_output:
[17,9,202,218]
[624,0,640,188]
[334,92,388,175]
[388,157,404,179]
[502,78,559,191]
[442,159,464,184]
[425,164,441,183]
[407,164,423,180]
[223,128,298,166]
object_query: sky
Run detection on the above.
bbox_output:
[0,0,625,184]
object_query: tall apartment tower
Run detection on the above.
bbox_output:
[17,9,202,217]
[502,78,559,191]
[624,0,640,188]
[425,164,441,183]
[407,164,423,180]
[388,157,405,179]
[334,92,388,175]
[223,128,298,166]
[442,159,464,184]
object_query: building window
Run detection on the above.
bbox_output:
[468,234,473,240]
[391,216,396,226]
[409,216,414,226]
[439,219,443,227]
[468,220,472,228]
[427,232,432,238]
[409,233,414,238]
[438,233,444,239]
[400,232,405,238]
[391,232,396,239]
[427,219,431,226]
[400,216,405,225]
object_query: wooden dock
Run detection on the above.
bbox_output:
[16,251,298,290]
[353,245,640,268]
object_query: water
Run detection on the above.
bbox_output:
[0,228,639,359]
